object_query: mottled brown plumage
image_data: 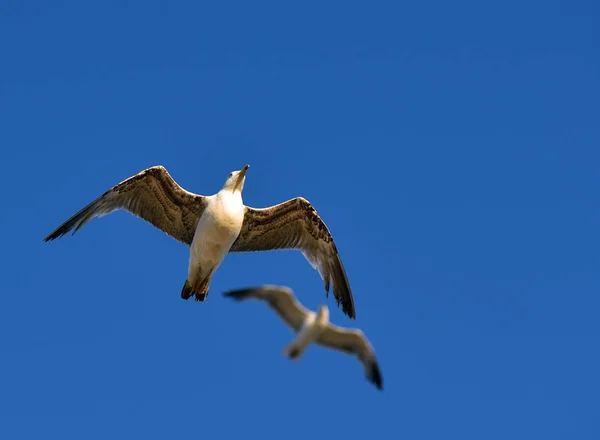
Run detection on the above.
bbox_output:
[43,166,207,244]
[231,197,355,319]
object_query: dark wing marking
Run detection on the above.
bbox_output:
[223,285,310,332]
[44,166,207,245]
[230,197,356,319]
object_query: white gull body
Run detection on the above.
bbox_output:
[185,166,248,299]
[283,305,330,359]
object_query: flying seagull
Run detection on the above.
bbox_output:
[44,165,356,318]
[223,285,382,390]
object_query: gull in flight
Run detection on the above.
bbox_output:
[223,285,382,390]
[44,165,356,318]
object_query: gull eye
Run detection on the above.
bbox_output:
[229,173,233,178]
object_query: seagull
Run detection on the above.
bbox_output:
[223,285,382,390]
[44,165,356,318]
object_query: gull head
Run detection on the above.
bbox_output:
[222,164,250,193]
[316,305,330,324]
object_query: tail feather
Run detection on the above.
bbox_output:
[194,277,211,302]
[180,273,213,302]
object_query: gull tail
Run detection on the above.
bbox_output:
[181,270,214,302]
[194,278,212,302]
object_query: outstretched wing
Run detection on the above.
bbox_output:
[230,197,356,319]
[317,324,383,390]
[223,285,310,332]
[44,166,207,245]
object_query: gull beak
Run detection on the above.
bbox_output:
[233,164,250,191]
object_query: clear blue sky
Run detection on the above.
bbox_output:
[1,1,599,438]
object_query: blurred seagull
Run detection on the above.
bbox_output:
[223,285,382,390]
[44,165,356,318]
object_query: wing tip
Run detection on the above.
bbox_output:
[330,254,356,319]
[223,285,290,301]
[341,296,356,319]
[326,291,356,319]
[43,219,83,242]
[337,301,356,319]
[369,360,383,391]
[43,228,66,242]
[222,288,255,301]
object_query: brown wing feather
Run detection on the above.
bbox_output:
[230,197,356,319]
[44,166,207,245]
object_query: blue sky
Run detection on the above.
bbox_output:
[1,0,599,438]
